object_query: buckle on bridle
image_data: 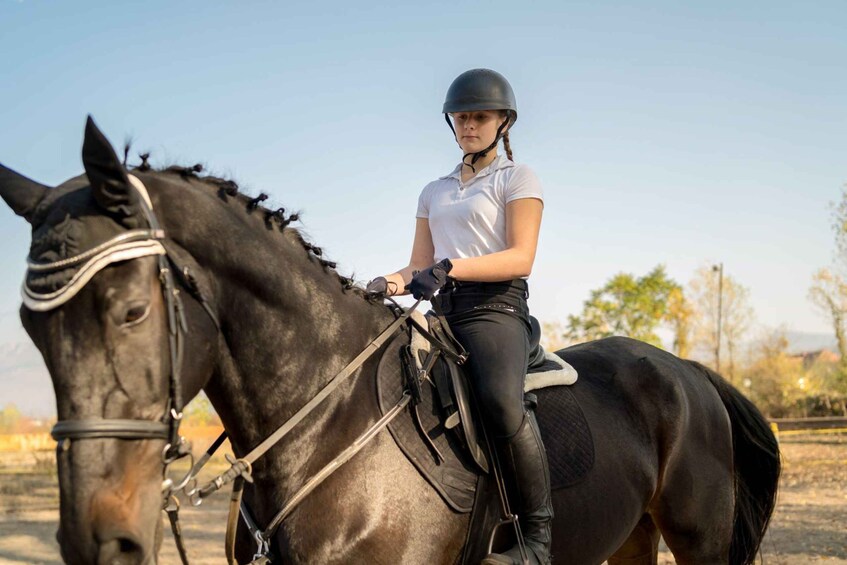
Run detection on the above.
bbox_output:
[162,435,192,464]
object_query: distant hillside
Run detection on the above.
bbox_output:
[785,331,838,355]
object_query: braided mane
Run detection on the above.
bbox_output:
[132,156,365,298]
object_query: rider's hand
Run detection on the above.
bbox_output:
[405,259,453,300]
[365,276,389,298]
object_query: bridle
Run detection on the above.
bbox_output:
[28,173,225,562]
[30,174,216,470]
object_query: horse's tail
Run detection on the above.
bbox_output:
[698,363,781,565]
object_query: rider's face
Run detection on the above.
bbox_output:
[450,110,507,155]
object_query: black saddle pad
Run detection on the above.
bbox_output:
[376,332,595,515]
[533,385,595,490]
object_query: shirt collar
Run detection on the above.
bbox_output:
[439,154,515,181]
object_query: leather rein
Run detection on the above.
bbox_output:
[27,174,433,564]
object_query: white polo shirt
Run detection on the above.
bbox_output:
[416,154,544,264]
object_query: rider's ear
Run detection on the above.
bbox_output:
[0,164,49,224]
[82,115,139,222]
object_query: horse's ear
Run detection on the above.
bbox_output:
[82,115,138,219]
[0,163,49,224]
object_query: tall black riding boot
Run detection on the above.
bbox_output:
[482,410,553,565]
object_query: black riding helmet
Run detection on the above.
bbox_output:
[443,69,517,171]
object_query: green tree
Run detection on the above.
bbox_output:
[566,265,679,348]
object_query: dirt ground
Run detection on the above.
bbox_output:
[1,433,844,564]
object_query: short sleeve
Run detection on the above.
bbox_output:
[416,183,432,218]
[505,164,544,204]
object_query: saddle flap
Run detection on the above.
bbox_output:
[431,354,490,473]
[376,331,479,513]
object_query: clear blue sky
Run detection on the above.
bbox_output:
[1,1,845,411]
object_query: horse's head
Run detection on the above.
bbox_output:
[0,118,218,564]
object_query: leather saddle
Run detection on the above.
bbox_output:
[376,308,589,562]
[376,308,578,508]
[408,310,576,474]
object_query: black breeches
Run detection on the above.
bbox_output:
[434,279,531,439]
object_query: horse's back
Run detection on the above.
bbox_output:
[556,336,730,444]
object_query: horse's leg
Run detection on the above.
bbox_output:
[606,514,659,565]
[648,434,734,564]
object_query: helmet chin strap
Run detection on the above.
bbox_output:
[445,115,511,173]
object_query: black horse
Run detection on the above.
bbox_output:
[0,118,779,565]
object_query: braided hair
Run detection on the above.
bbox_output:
[502,131,514,161]
[500,110,514,160]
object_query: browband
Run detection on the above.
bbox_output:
[22,237,166,312]
[22,174,166,312]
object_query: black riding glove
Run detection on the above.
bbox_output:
[365,276,389,298]
[406,259,454,300]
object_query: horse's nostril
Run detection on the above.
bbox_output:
[119,536,142,555]
[98,536,144,565]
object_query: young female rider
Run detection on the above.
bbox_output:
[367,69,552,565]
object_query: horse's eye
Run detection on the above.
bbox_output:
[124,304,150,326]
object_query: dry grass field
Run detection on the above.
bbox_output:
[1,432,844,564]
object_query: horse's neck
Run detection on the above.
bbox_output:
[208,269,390,454]
[156,176,392,471]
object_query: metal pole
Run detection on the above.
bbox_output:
[713,263,723,372]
